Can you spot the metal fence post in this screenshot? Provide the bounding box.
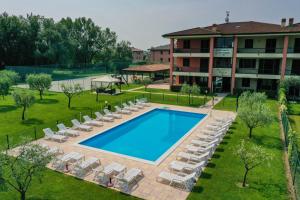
[177,93,179,104]
[6,135,9,150]
[34,126,37,140]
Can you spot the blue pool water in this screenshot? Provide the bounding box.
[79,109,206,163]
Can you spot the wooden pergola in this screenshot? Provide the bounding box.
[122,64,169,82]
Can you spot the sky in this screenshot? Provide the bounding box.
[1,0,300,50]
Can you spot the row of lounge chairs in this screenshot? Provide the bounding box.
[42,146,143,193]
[157,116,234,191]
[43,99,150,142]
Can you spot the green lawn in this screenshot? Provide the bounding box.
[188,97,289,200]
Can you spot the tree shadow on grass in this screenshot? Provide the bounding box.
[252,135,282,150]
[22,118,44,126]
[36,99,59,105]
[206,162,216,168]
[0,105,17,113]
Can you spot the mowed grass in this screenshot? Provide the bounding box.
[188,97,289,200]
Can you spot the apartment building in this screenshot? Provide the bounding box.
[131,47,145,63]
[149,44,170,63]
[163,18,300,95]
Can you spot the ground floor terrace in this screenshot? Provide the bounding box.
[10,103,235,200]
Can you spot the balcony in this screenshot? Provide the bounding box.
[237,48,283,58]
[173,48,210,58]
[214,48,233,57]
[172,66,208,77]
[235,67,281,79]
[287,48,300,58]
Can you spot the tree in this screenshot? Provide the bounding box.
[0,141,54,200]
[237,91,273,138]
[26,73,52,100]
[0,77,10,99]
[181,83,192,104]
[61,83,83,108]
[0,70,20,85]
[12,90,35,120]
[235,139,273,187]
[141,78,153,91]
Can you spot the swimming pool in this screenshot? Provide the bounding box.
[79,108,206,165]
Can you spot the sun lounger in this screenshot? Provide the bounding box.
[104,109,122,119]
[93,162,126,186]
[52,152,84,170]
[40,143,64,156]
[191,138,220,147]
[136,99,150,107]
[122,103,138,112]
[43,128,67,142]
[71,119,93,131]
[95,112,114,122]
[57,123,80,136]
[83,115,103,127]
[129,101,143,109]
[196,132,224,142]
[177,152,210,163]
[115,168,144,192]
[115,106,131,114]
[156,171,196,191]
[72,157,101,177]
[185,144,216,157]
[169,160,205,177]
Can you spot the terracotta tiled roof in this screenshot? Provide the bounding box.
[149,44,170,51]
[163,21,300,37]
[123,64,169,72]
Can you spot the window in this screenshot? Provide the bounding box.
[294,38,300,53]
[265,39,277,53]
[291,59,300,75]
[259,59,280,74]
[160,58,163,63]
[239,59,256,68]
[183,40,190,49]
[168,58,170,62]
[160,50,163,55]
[242,78,250,87]
[201,40,210,53]
[245,39,253,48]
[183,58,190,67]
[215,37,233,48]
[200,58,209,72]
[214,58,232,68]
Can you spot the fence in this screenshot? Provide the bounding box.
[281,108,300,199]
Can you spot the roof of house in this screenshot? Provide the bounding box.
[163,21,300,37]
[131,47,144,52]
[122,64,169,72]
[149,44,170,51]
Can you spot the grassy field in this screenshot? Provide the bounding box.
[188,97,289,200]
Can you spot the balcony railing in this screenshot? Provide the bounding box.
[237,48,283,53]
[287,48,300,53]
[173,66,208,73]
[258,67,280,75]
[174,48,210,53]
[285,69,300,76]
[236,68,258,74]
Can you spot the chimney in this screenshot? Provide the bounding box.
[212,24,217,32]
[281,18,286,27]
[289,18,294,26]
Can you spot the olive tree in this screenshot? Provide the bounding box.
[0,141,54,200]
[0,70,20,85]
[238,91,272,138]
[26,73,52,100]
[141,78,152,91]
[0,77,10,99]
[61,83,83,108]
[12,90,35,120]
[235,139,273,187]
[181,83,192,104]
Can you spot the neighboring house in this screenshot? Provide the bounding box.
[149,44,170,63]
[131,47,145,63]
[163,18,300,95]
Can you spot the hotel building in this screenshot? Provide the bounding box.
[163,18,300,95]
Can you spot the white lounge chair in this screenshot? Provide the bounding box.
[196,132,224,142]
[201,128,226,137]
[83,115,103,127]
[43,128,67,142]
[128,101,143,109]
[122,103,138,112]
[104,109,122,119]
[177,152,210,163]
[57,123,80,137]
[93,162,126,186]
[95,112,114,122]
[52,152,84,170]
[72,157,101,177]
[115,168,144,192]
[40,144,64,156]
[115,106,131,115]
[191,138,220,147]
[185,144,216,157]
[136,99,150,107]
[71,119,93,131]
[156,171,196,191]
[215,116,234,123]
[169,160,205,177]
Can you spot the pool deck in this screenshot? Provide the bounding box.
[24,103,235,200]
